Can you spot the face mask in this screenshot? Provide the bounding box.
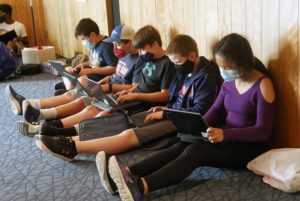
[220,69,239,81]
[175,59,194,75]
[82,39,95,49]
[0,15,7,23]
[113,48,126,58]
[139,52,154,62]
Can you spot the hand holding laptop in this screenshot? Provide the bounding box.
[206,127,224,143]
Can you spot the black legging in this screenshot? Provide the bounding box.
[129,140,268,192]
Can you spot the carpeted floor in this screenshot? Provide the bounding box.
[0,73,300,201]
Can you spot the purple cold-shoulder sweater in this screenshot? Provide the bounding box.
[203,76,275,142]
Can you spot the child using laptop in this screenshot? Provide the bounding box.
[19,25,175,134]
[7,25,139,133]
[6,18,118,116]
[62,18,118,90]
[34,34,222,174]
[101,33,276,201]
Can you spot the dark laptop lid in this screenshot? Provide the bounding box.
[0,30,17,44]
[163,108,208,136]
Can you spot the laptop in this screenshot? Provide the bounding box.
[79,77,141,112]
[163,108,209,142]
[49,61,91,96]
[0,30,17,44]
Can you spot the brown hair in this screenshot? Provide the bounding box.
[166,34,199,57]
[132,25,162,48]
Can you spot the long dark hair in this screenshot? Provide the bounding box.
[214,33,258,79]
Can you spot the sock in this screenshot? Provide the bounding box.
[27,99,41,109]
[57,127,77,136]
[45,120,64,128]
[137,177,144,194]
[43,125,76,137]
[40,108,57,120]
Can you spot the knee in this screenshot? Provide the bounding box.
[119,129,139,145]
[83,105,100,114]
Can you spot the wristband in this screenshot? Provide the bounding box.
[109,83,113,93]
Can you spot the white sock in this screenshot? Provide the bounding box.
[27,99,41,109]
[40,108,57,120]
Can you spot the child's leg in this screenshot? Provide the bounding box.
[39,90,78,108]
[129,141,188,177]
[60,105,102,128]
[55,97,86,118]
[74,128,141,154]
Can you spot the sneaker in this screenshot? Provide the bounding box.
[6,85,26,115]
[38,121,58,136]
[109,156,142,201]
[54,81,66,90]
[54,89,67,96]
[16,121,40,137]
[23,102,42,123]
[35,135,77,162]
[96,151,118,195]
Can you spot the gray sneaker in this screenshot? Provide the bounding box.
[96,151,118,195]
[16,121,40,137]
[6,85,26,115]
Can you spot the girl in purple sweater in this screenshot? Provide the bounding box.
[100,33,276,201]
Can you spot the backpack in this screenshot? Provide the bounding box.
[0,42,19,80]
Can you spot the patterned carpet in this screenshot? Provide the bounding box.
[0,73,300,201]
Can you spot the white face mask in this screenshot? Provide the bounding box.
[219,69,240,81]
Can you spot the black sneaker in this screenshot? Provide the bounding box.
[35,135,77,162]
[96,151,118,195]
[23,101,42,123]
[16,121,40,137]
[109,156,142,201]
[6,85,26,115]
[54,81,66,90]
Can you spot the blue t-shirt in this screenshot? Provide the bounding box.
[110,53,139,84]
[89,37,118,68]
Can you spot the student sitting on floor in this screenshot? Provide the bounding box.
[7,24,138,135]
[17,25,175,133]
[33,34,222,185]
[6,18,118,116]
[99,33,276,201]
[0,4,28,54]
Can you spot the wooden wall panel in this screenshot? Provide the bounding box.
[42,0,112,58]
[0,0,47,47]
[119,0,300,147]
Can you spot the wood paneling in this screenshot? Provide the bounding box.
[0,0,47,47]
[42,0,112,58]
[119,0,300,147]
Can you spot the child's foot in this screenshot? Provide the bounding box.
[96,151,118,194]
[6,85,26,115]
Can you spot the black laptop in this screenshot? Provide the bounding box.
[163,108,209,142]
[0,30,17,44]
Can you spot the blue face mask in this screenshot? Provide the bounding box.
[82,40,95,49]
[220,69,239,81]
[139,52,154,62]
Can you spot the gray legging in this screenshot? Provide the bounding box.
[129,140,268,192]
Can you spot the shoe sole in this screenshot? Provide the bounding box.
[109,156,134,201]
[35,139,73,162]
[96,152,115,194]
[6,85,21,115]
[16,121,38,137]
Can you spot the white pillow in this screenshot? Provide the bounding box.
[247,148,300,193]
